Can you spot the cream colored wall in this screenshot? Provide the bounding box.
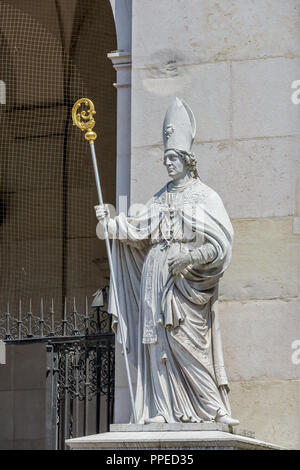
[124,0,300,449]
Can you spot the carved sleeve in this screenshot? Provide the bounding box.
[107,218,117,237]
[105,218,149,250]
[189,243,217,265]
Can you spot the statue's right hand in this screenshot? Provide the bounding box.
[94,204,109,222]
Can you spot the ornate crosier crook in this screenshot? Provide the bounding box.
[71,98,137,423]
[72,98,97,144]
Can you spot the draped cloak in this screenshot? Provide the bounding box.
[107,178,234,423]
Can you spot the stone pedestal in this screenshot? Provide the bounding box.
[66,423,285,450]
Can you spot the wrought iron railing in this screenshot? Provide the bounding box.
[0,289,112,342]
[0,287,115,450]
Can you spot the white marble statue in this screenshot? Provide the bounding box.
[95,97,239,426]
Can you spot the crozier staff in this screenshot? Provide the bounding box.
[96,98,239,426]
[72,98,137,423]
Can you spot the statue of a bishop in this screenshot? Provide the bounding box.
[95,97,239,426]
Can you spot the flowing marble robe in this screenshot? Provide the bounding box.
[107,178,234,423]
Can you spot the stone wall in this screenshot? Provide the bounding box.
[0,344,47,450]
[114,0,300,449]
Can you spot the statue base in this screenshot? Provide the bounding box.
[66,423,285,450]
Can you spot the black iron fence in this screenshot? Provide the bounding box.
[0,288,115,450]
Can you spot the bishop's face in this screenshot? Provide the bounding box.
[164,150,188,181]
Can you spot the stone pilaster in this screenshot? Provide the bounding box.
[107,51,132,212]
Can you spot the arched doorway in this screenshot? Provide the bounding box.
[0,0,117,450]
[0,0,117,316]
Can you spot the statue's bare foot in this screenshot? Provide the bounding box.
[144,415,166,424]
[216,415,240,427]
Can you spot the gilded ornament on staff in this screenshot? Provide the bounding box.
[72,98,97,144]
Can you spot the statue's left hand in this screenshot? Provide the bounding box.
[168,253,191,275]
